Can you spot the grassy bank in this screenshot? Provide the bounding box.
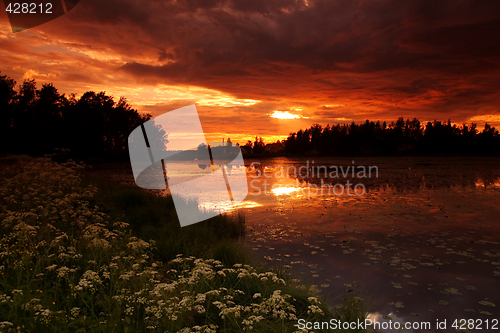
[0,156,367,332]
[82,170,247,265]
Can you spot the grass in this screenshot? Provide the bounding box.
[83,172,247,265]
[0,155,368,332]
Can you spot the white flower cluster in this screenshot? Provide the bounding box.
[0,158,328,332]
[74,270,102,293]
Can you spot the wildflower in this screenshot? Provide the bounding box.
[307,304,324,315]
[0,322,14,329]
[212,301,224,309]
[74,270,102,292]
[308,296,320,304]
[194,305,206,314]
[195,294,206,303]
[70,307,80,318]
[0,295,13,304]
[127,237,150,251]
[56,266,74,278]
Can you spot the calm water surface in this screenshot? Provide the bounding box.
[237,156,500,332]
[95,156,500,332]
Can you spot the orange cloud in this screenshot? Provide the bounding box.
[1,0,500,142]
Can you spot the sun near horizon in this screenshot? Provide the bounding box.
[1,0,500,145]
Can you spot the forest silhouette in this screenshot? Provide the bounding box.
[1,73,150,159]
[1,72,499,159]
[282,119,500,156]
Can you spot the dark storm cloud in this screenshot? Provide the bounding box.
[4,0,500,128]
[98,0,500,117]
[53,0,500,73]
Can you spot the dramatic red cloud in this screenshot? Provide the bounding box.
[1,0,500,143]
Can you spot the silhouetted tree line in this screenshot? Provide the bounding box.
[284,118,500,156]
[0,73,151,159]
[243,136,267,154]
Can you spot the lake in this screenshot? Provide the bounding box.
[94,156,500,332]
[237,156,500,332]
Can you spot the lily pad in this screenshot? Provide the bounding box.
[479,300,496,307]
[479,311,493,315]
[444,288,462,295]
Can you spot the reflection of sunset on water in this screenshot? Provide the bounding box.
[233,201,263,209]
[238,156,500,332]
[270,186,303,196]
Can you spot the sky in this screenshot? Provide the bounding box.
[1,0,500,144]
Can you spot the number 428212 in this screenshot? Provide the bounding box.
[5,3,53,14]
[452,319,499,330]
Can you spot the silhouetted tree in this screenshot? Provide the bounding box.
[253,136,265,154]
[282,117,499,156]
[0,74,150,159]
[1,73,499,158]
[0,73,17,154]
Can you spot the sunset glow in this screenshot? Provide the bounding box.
[2,2,500,329]
[233,201,263,209]
[271,186,302,196]
[1,0,500,145]
[270,111,301,120]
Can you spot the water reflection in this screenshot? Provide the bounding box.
[271,186,303,196]
[169,156,500,216]
[245,156,500,193]
[234,201,263,209]
[366,312,409,333]
[99,156,500,330]
[239,156,500,333]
